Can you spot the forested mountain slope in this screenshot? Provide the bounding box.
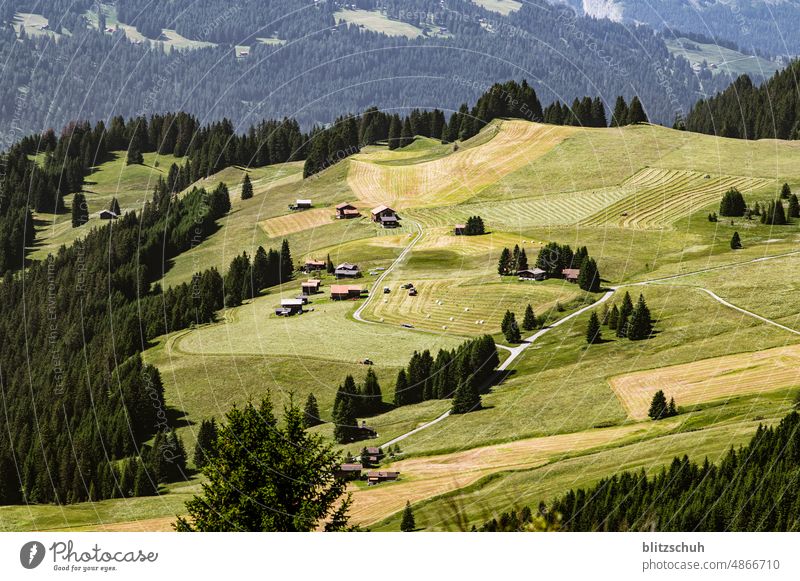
[0,0,733,142]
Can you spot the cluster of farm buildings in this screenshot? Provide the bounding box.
[336,447,400,485]
[517,267,580,283]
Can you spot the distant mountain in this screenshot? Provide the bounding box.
[0,0,742,142]
[553,0,800,57]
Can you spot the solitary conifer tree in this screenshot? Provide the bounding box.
[401,501,416,531]
[522,304,537,331]
[648,390,669,420]
[586,312,601,344]
[109,197,121,216]
[303,393,322,428]
[240,173,253,200]
[71,192,89,227]
[501,310,522,343]
[730,231,742,249]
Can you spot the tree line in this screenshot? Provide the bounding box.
[329,335,500,443]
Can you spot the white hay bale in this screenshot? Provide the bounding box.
[464,307,470,312]
[449,316,454,321]
[442,326,447,330]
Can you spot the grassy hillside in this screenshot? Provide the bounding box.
[7,118,800,532]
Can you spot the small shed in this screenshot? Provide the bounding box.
[366,471,400,485]
[518,268,547,281]
[303,259,326,273]
[98,209,118,220]
[291,199,312,210]
[454,224,466,235]
[331,285,364,300]
[335,463,363,481]
[336,203,360,219]
[334,263,360,278]
[280,298,304,314]
[301,279,321,295]
[562,268,580,283]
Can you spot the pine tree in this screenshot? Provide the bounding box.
[252,246,269,293]
[394,369,410,406]
[451,374,481,414]
[326,253,335,274]
[730,231,742,249]
[522,304,537,331]
[126,144,143,165]
[578,257,601,292]
[607,304,619,330]
[303,393,322,428]
[719,188,746,217]
[401,501,416,531]
[648,390,669,420]
[781,183,791,199]
[498,247,511,275]
[627,294,653,341]
[400,118,414,148]
[387,116,401,150]
[361,367,382,414]
[109,197,121,216]
[280,239,293,281]
[175,397,350,531]
[788,194,800,218]
[193,418,219,469]
[586,312,601,344]
[71,192,89,227]
[627,97,648,124]
[332,390,357,444]
[667,398,677,417]
[611,96,628,127]
[616,292,633,338]
[501,310,522,343]
[240,173,253,200]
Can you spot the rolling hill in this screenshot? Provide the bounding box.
[4,116,800,532]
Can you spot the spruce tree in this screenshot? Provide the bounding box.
[607,304,619,330]
[400,118,413,148]
[616,292,633,338]
[126,144,144,165]
[388,116,401,150]
[781,183,791,199]
[648,390,669,420]
[498,247,511,275]
[501,310,521,343]
[627,294,653,341]
[109,197,121,216]
[719,188,746,217]
[627,97,648,124]
[240,173,253,200]
[586,311,601,344]
[401,501,416,531]
[451,375,481,414]
[578,257,601,292]
[71,192,89,227]
[394,369,410,406]
[333,392,357,444]
[611,96,628,127]
[361,367,382,414]
[326,253,335,274]
[280,239,293,281]
[522,304,537,331]
[303,393,322,428]
[193,418,219,469]
[730,231,742,249]
[788,194,800,218]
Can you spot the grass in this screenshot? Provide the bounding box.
[334,9,423,38]
[30,151,184,260]
[665,37,780,78]
[13,12,61,39]
[610,343,800,420]
[347,121,576,209]
[472,0,523,15]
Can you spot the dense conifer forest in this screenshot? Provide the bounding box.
[686,62,800,140]
[0,0,733,143]
[480,411,800,532]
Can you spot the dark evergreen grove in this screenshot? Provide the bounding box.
[176,396,351,532]
[719,188,747,217]
[0,143,240,504]
[686,64,800,140]
[463,216,486,236]
[383,336,500,415]
[480,411,800,531]
[648,390,678,420]
[761,199,788,225]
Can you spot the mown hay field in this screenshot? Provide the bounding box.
[347,121,576,209]
[261,208,337,237]
[582,168,772,229]
[366,278,583,336]
[610,343,800,420]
